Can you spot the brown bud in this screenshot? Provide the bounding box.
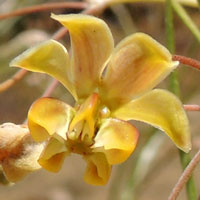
[0,123,28,161]
[0,123,45,182]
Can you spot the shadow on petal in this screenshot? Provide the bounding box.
[84,152,111,185]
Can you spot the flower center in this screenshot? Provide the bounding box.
[66,139,92,155]
[66,93,110,156]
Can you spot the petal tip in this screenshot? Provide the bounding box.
[180,143,192,153]
[172,61,179,68]
[51,13,105,25]
[9,56,20,68]
[50,13,57,21]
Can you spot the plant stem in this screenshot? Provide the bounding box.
[0,69,28,93]
[178,151,197,200]
[172,55,200,71]
[168,150,200,200]
[42,79,58,97]
[184,104,200,111]
[198,0,200,7]
[171,0,200,43]
[0,2,87,20]
[165,0,197,199]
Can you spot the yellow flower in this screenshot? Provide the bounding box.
[10,14,191,185]
[0,123,44,183]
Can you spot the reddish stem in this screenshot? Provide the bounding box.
[52,27,68,41]
[173,55,200,71]
[168,149,200,200]
[184,104,200,111]
[42,79,59,97]
[0,2,87,20]
[0,69,28,93]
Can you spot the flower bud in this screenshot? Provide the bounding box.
[0,123,45,182]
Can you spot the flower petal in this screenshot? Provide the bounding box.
[112,89,191,152]
[92,118,139,164]
[84,153,111,185]
[38,137,68,172]
[51,14,114,99]
[100,33,179,108]
[10,40,76,98]
[28,97,75,142]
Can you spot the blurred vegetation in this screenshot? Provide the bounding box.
[0,0,200,200]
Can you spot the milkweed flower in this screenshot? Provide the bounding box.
[10,14,191,185]
[0,123,44,183]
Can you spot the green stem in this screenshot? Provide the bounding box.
[165,1,197,200]
[171,0,200,43]
[179,151,197,200]
[198,0,200,7]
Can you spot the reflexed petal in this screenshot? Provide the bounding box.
[10,40,76,98]
[51,14,114,99]
[112,89,191,152]
[93,118,139,164]
[100,33,179,108]
[38,137,68,172]
[84,153,111,185]
[28,97,75,142]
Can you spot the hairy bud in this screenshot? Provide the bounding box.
[0,123,45,183]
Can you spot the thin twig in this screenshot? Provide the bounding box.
[168,150,200,200]
[184,104,200,111]
[0,69,28,92]
[173,54,200,71]
[52,27,68,40]
[42,79,59,97]
[0,2,87,20]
